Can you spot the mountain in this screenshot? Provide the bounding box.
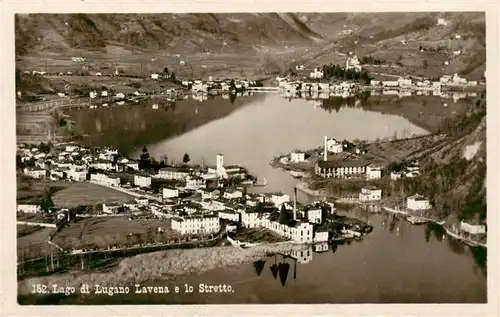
[15,13,485,80]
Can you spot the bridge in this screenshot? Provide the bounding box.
[247,86,281,92]
[17,98,92,113]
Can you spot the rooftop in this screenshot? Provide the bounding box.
[408,194,428,201]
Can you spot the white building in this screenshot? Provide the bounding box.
[398,77,412,88]
[158,167,190,180]
[382,81,399,87]
[218,209,240,222]
[309,67,324,79]
[265,219,314,243]
[290,152,305,163]
[102,203,121,214]
[390,171,403,180]
[370,80,381,87]
[406,194,431,210]
[134,174,152,188]
[460,221,486,235]
[359,186,382,202]
[452,73,467,85]
[23,168,46,179]
[326,138,343,153]
[185,176,205,190]
[223,189,243,200]
[66,169,87,182]
[366,165,382,180]
[306,207,322,224]
[17,204,41,214]
[295,65,305,70]
[90,172,120,187]
[437,18,448,26]
[163,187,179,199]
[266,193,290,208]
[171,215,220,235]
[151,73,160,80]
[345,56,362,72]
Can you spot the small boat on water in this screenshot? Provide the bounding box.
[407,215,429,225]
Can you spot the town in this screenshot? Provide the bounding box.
[16,141,378,265]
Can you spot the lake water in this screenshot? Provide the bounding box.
[56,92,487,304]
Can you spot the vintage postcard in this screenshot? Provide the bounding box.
[1,1,499,316]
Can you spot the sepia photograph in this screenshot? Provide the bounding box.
[6,6,495,310]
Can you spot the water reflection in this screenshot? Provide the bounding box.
[253,259,266,276]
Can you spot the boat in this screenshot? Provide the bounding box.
[406,215,429,225]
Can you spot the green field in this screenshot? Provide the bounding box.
[51,182,135,209]
[51,216,178,250]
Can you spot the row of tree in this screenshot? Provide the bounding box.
[321,63,372,84]
[138,146,191,171]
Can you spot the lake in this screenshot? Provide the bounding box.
[51,92,487,304]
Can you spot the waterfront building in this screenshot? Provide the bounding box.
[366,165,382,180]
[241,206,274,229]
[315,159,369,178]
[460,221,486,235]
[398,77,412,88]
[359,186,382,202]
[290,152,306,163]
[406,194,431,210]
[134,174,152,188]
[305,206,322,224]
[313,241,329,252]
[370,80,381,87]
[135,197,149,206]
[17,204,41,214]
[264,192,290,208]
[382,81,399,87]
[158,167,190,180]
[171,214,220,235]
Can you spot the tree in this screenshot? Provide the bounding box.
[170,72,176,82]
[183,153,191,164]
[229,79,236,91]
[163,67,169,76]
[40,190,54,213]
[139,146,151,170]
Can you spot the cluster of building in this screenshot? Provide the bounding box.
[182,78,260,93]
[370,73,478,90]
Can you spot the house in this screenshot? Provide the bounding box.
[201,189,220,200]
[89,91,98,99]
[306,207,322,224]
[158,167,190,180]
[437,18,448,26]
[185,176,205,190]
[398,77,412,88]
[366,165,382,180]
[313,231,329,243]
[309,67,324,79]
[23,168,46,179]
[382,81,399,87]
[390,171,403,180]
[359,186,382,202]
[406,194,431,210]
[135,197,149,205]
[90,172,120,187]
[370,80,381,87]
[223,189,243,200]
[468,81,478,87]
[151,73,160,80]
[218,209,240,222]
[315,159,369,178]
[101,91,108,97]
[163,187,179,199]
[440,75,452,84]
[460,221,486,235]
[17,204,41,214]
[266,192,290,208]
[326,138,343,153]
[102,203,121,214]
[290,152,305,163]
[134,174,152,188]
[452,73,467,85]
[345,56,362,72]
[241,207,273,229]
[171,214,220,235]
[126,160,139,171]
[115,93,125,99]
[66,169,87,182]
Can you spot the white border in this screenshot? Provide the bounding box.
[1,1,499,316]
